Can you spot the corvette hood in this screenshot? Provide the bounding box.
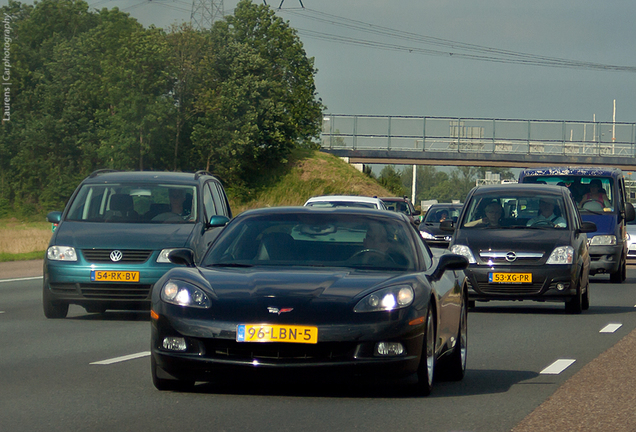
[53,221,194,250]
[193,267,408,322]
[202,267,400,301]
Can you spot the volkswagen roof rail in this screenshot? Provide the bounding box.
[89,169,120,178]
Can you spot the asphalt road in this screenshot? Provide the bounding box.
[2,260,636,432]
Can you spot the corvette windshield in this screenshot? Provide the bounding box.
[204,213,417,271]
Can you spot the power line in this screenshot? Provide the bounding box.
[279,8,636,73]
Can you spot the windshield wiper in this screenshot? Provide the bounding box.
[207,263,253,268]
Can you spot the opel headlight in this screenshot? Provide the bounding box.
[547,246,574,264]
[354,285,414,313]
[589,235,616,246]
[450,244,476,264]
[419,231,435,240]
[47,246,77,261]
[161,279,211,308]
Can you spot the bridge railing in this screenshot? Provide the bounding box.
[321,115,636,157]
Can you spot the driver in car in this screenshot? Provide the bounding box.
[527,198,566,228]
[579,179,611,209]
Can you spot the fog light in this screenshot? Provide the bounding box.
[375,342,405,356]
[163,337,187,352]
[556,283,565,291]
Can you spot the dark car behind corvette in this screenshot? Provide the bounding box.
[151,207,469,395]
[447,184,595,313]
[43,170,232,318]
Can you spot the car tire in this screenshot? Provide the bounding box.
[564,285,583,314]
[582,281,590,311]
[609,254,626,283]
[151,356,195,392]
[414,304,436,396]
[436,295,467,382]
[43,281,69,319]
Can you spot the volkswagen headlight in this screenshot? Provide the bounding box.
[450,244,476,264]
[354,285,414,313]
[157,248,182,263]
[546,246,574,264]
[47,246,77,261]
[589,235,616,246]
[161,279,211,308]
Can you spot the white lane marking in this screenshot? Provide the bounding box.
[0,276,43,283]
[0,311,5,314]
[600,323,622,333]
[90,351,151,365]
[541,359,576,375]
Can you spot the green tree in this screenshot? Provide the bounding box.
[378,165,406,196]
[191,1,324,194]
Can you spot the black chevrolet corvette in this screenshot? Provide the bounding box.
[150,207,468,395]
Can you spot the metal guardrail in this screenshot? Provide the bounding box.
[321,115,636,158]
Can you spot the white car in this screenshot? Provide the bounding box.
[626,219,636,260]
[304,195,387,210]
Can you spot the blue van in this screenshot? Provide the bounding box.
[518,167,635,282]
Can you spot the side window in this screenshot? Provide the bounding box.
[210,181,229,217]
[618,177,626,212]
[203,183,217,220]
[414,232,432,270]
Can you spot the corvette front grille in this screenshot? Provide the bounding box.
[202,340,356,362]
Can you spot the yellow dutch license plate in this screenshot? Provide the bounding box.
[236,324,318,344]
[91,270,140,282]
[489,273,532,284]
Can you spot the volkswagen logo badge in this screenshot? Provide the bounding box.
[110,250,123,262]
[505,251,517,262]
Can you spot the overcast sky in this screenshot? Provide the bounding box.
[38,0,632,125]
[4,0,634,122]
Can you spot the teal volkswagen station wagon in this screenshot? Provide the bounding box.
[43,170,232,318]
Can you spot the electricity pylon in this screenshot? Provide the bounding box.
[190,0,224,30]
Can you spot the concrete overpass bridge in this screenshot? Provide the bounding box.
[320,115,636,170]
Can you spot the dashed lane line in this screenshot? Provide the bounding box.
[90,351,151,365]
[0,276,43,283]
[540,359,576,375]
[600,323,623,333]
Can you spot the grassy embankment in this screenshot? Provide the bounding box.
[0,149,391,262]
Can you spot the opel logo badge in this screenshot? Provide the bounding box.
[110,250,123,262]
[505,251,517,262]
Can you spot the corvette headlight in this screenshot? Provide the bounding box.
[419,231,435,240]
[354,285,414,313]
[450,244,476,264]
[157,248,182,263]
[161,279,211,308]
[47,246,77,261]
[547,246,574,264]
[589,235,616,246]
